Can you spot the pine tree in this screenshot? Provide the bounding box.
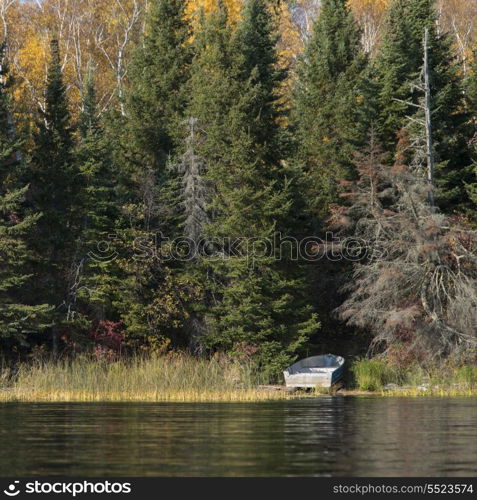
[466,53,477,127]
[374,0,473,213]
[293,0,367,220]
[74,73,120,327]
[233,0,286,164]
[187,2,319,378]
[28,39,81,352]
[464,55,477,221]
[78,74,118,233]
[118,0,192,250]
[0,46,50,351]
[31,38,78,249]
[126,0,192,171]
[103,0,196,349]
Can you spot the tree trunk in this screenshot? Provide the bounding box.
[423,28,435,207]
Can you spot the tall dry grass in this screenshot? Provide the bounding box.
[0,354,291,402]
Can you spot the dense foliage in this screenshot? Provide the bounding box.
[1,0,476,377]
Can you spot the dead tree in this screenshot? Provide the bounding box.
[331,129,477,365]
[174,117,210,246]
[423,28,435,206]
[394,28,436,207]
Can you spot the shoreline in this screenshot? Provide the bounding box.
[2,356,476,403]
[1,386,476,403]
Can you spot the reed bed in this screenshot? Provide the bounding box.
[0,355,293,403]
[2,355,476,402]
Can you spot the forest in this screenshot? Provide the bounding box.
[0,0,477,384]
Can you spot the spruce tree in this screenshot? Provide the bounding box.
[233,0,286,164]
[374,0,473,213]
[31,38,78,249]
[74,73,120,326]
[0,47,50,351]
[78,74,119,243]
[466,53,477,126]
[104,0,196,349]
[174,117,210,245]
[464,56,477,221]
[293,0,366,220]
[187,2,319,378]
[118,0,192,249]
[28,39,80,352]
[126,0,192,171]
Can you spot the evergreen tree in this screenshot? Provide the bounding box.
[469,167,477,220]
[117,0,192,257]
[466,53,477,127]
[0,47,50,351]
[464,56,477,221]
[103,0,196,349]
[374,0,473,213]
[74,73,121,328]
[293,0,367,220]
[187,2,319,378]
[233,0,286,164]
[95,128,199,352]
[78,74,118,234]
[99,0,199,349]
[126,0,192,171]
[28,39,81,352]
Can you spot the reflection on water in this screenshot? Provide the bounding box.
[0,397,476,477]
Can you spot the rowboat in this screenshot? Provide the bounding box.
[283,354,345,389]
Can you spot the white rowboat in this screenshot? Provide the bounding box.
[283,354,345,389]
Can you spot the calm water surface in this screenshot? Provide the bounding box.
[1,397,476,476]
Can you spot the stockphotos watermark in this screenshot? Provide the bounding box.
[3,480,132,497]
[88,232,375,268]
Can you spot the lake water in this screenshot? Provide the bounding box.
[1,397,476,477]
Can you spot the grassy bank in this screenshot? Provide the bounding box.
[351,359,477,396]
[2,356,476,402]
[0,355,293,403]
